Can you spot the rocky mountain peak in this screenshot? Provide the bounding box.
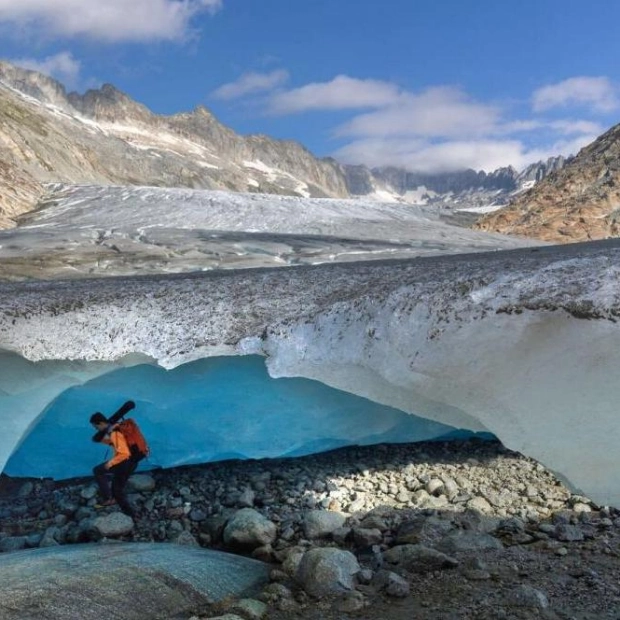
[67,83,153,124]
[476,128,620,242]
[0,61,70,110]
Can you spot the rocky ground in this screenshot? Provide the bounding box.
[1,439,620,620]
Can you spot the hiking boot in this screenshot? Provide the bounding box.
[94,498,116,508]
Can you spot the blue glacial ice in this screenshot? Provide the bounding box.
[4,355,488,480]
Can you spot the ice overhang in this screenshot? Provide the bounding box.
[1,240,620,506]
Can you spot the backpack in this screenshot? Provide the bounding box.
[116,418,149,462]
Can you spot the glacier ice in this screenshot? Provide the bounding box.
[1,228,620,505]
[4,355,477,480]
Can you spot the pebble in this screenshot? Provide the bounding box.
[1,439,619,616]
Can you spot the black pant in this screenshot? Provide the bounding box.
[93,459,137,516]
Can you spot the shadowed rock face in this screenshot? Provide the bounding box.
[476,123,620,242]
[0,542,270,620]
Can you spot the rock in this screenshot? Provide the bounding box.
[80,485,98,500]
[508,584,550,609]
[92,512,134,537]
[0,536,27,552]
[230,598,268,619]
[17,482,34,498]
[174,531,200,547]
[0,543,271,619]
[238,488,256,508]
[334,590,365,612]
[223,509,277,550]
[296,548,360,598]
[436,531,504,554]
[302,510,346,539]
[352,527,383,547]
[382,544,459,573]
[467,497,493,514]
[372,569,410,597]
[128,474,156,492]
[554,524,585,542]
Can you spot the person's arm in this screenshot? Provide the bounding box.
[106,430,131,468]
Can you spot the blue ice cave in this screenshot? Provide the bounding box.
[5,355,490,480]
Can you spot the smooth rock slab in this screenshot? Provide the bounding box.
[0,542,270,620]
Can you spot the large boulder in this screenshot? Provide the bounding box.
[223,508,277,550]
[0,542,270,620]
[296,547,360,598]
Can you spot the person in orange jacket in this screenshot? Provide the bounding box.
[90,412,136,517]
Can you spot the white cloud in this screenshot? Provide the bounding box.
[549,119,603,135]
[334,138,528,173]
[10,51,81,87]
[212,70,290,100]
[269,75,401,113]
[0,0,221,42]
[532,77,618,113]
[337,86,500,139]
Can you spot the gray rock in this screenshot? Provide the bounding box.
[128,474,156,492]
[238,488,256,508]
[174,531,200,547]
[223,508,277,550]
[230,598,268,620]
[353,527,383,547]
[372,569,410,597]
[508,584,550,608]
[382,544,459,573]
[554,524,585,542]
[436,531,504,554]
[0,536,27,553]
[0,542,270,619]
[296,548,360,598]
[80,485,99,500]
[302,510,346,539]
[92,512,134,537]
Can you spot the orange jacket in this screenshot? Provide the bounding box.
[101,427,131,468]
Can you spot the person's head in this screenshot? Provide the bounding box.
[90,412,109,431]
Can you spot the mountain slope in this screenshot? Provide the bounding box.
[476,124,620,242]
[0,61,351,227]
[0,61,568,232]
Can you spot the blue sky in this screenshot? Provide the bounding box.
[1,0,619,173]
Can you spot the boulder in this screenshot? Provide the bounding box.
[296,548,360,598]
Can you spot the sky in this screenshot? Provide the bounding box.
[1,0,619,174]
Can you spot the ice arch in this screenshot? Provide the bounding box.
[1,241,620,505]
[4,355,485,480]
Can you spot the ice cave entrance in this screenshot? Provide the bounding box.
[5,355,494,480]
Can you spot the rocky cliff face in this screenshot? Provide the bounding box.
[0,62,352,227]
[476,130,620,242]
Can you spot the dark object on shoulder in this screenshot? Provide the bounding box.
[91,400,136,443]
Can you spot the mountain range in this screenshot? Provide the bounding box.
[0,60,568,231]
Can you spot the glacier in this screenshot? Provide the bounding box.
[1,235,620,506]
[3,355,474,480]
[1,185,619,507]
